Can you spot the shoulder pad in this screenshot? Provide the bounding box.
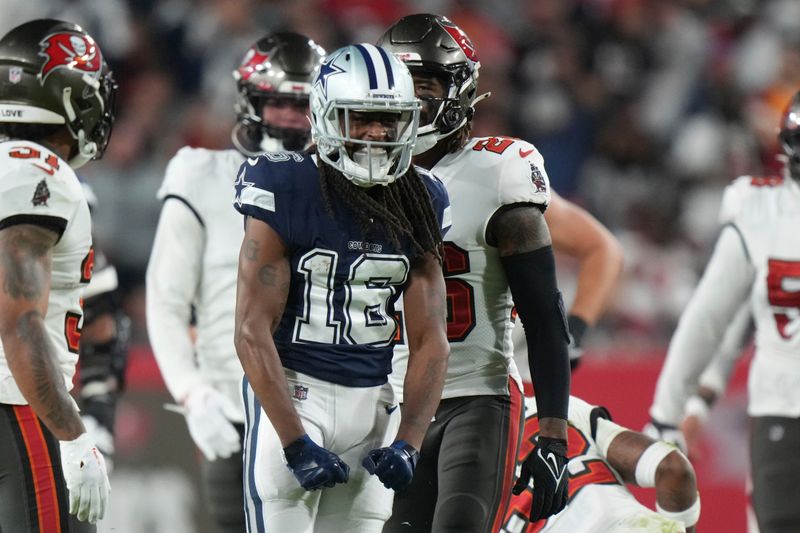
[719,174,784,224]
[234,151,312,224]
[0,142,81,227]
[417,166,451,234]
[467,136,551,209]
[159,146,218,200]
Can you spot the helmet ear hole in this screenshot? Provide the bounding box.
[438,101,464,134]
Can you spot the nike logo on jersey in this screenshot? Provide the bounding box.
[385,404,398,415]
[519,148,535,158]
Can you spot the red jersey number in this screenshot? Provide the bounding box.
[9,145,60,175]
[64,311,82,354]
[443,242,476,342]
[503,415,621,532]
[472,136,515,155]
[767,259,800,339]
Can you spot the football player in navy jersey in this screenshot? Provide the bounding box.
[233,43,451,533]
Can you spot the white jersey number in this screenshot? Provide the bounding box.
[293,249,409,346]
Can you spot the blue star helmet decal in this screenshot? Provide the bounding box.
[314,50,345,99]
[233,163,255,208]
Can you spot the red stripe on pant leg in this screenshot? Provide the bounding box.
[13,406,63,533]
[490,378,524,532]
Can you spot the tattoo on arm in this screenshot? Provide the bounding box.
[257,263,291,327]
[0,225,81,438]
[18,311,83,436]
[244,239,259,262]
[487,204,551,256]
[0,226,56,300]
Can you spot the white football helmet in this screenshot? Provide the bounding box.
[310,43,420,187]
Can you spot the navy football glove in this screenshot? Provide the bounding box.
[362,440,419,491]
[513,436,569,522]
[282,434,350,491]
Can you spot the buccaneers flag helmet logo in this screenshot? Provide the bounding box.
[440,20,478,63]
[37,32,102,82]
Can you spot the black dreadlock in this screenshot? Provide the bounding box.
[444,116,472,155]
[318,159,443,264]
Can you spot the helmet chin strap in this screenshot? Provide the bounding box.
[62,87,97,168]
[412,92,491,156]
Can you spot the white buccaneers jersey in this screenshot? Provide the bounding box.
[146,147,245,421]
[651,173,800,424]
[391,136,550,401]
[0,141,92,405]
[721,174,800,416]
[503,396,684,533]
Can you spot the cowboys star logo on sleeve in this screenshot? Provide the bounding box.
[38,31,102,82]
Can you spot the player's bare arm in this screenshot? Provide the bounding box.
[606,429,699,532]
[489,204,569,439]
[0,224,85,440]
[234,216,304,446]
[546,191,624,325]
[488,203,552,254]
[398,252,449,450]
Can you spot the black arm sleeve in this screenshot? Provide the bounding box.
[500,245,570,419]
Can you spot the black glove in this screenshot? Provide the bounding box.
[283,434,350,491]
[512,436,569,521]
[362,440,419,491]
[567,314,588,370]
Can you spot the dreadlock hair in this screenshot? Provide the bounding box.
[444,115,473,155]
[318,158,443,264]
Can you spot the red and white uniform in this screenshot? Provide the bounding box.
[0,140,92,404]
[651,174,800,424]
[391,136,550,400]
[503,396,685,533]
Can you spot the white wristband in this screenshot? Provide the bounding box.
[684,395,710,422]
[634,441,676,487]
[657,494,701,527]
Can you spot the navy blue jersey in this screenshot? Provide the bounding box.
[234,152,450,387]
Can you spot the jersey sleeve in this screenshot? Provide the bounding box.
[697,304,751,395]
[496,140,551,210]
[233,154,300,243]
[145,197,206,402]
[0,162,79,239]
[718,175,757,224]
[417,166,452,238]
[157,147,209,226]
[650,225,755,425]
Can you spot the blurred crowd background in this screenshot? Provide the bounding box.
[2,0,797,531]
[3,0,799,350]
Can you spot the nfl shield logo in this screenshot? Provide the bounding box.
[9,67,22,84]
[293,385,309,401]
